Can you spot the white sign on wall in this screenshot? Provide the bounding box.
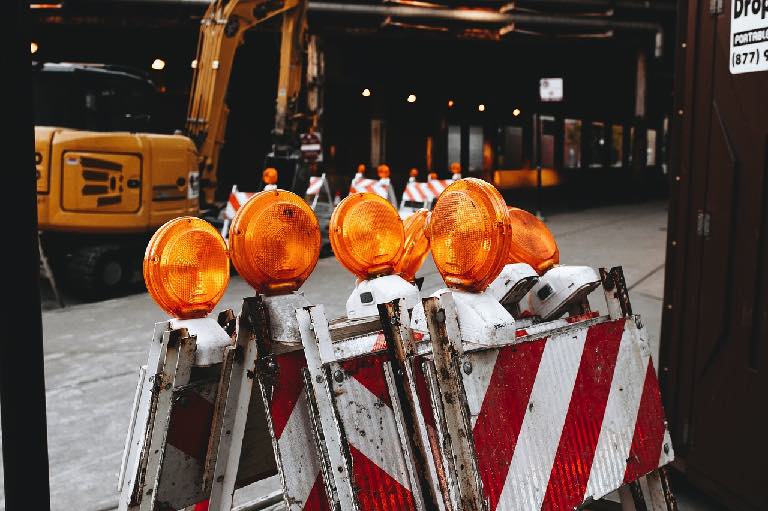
[539,78,564,102]
[729,0,768,74]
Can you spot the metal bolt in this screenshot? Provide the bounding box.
[663,443,670,454]
[462,361,473,374]
[635,317,644,330]
[315,375,323,383]
[333,370,345,383]
[666,304,673,310]
[267,359,277,371]
[681,42,687,48]
[671,240,677,246]
[675,176,681,182]
[678,109,684,115]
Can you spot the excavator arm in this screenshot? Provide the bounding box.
[185,0,307,207]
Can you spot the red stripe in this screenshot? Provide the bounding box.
[541,319,625,510]
[269,350,307,439]
[228,194,240,212]
[623,359,667,483]
[472,338,547,510]
[166,390,215,462]
[412,356,435,429]
[305,472,332,511]
[349,444,416,510]
[340,353,392,407]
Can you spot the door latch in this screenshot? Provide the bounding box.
[696,209,711,239]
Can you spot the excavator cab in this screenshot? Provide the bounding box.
[34,63,200,298]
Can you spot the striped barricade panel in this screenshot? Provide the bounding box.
[418,286,674,511]
[225,186,256,220]
[261,348,331,510]
[331,352,419,509]
[349,178,391,200]
[298,306,435,511]
[423,179,452,200]
[402,182,433,203]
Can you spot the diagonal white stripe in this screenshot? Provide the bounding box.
[497,328,588,511]
[335,373,413,491]
[277,391,322,506]
[584,326,646,501]
[461,349,500,429]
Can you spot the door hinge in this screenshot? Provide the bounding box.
[709,0,723,15]
[696,209,712,238]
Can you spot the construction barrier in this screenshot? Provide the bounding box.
[120,267,676,511]
[414,268,675,511]
[221,186,256,240]
[349,175,398,207]
[305,173,332,210]
[398,179,453,218]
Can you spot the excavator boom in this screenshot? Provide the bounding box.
[186,0,306,206]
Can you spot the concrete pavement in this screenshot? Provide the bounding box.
[1,200,701,510]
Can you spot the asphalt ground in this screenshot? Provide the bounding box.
[0,200,725,510]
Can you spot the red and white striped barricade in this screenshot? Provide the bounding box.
[398,179,454,219]
[225,294,334,511]
[296,302,446,511]
[221,185,256,240]
[414,266,676,511]
[117,312,278,511]
[349,176,398,207]
[305,173,333,211]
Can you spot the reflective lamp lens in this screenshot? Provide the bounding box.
[229,190,320,294]
[377,164,391,179]
[330,192,404,278]
[429,178,511,292]
[396,209,431,282]
[144,217,229,319]
[507,207,560,275]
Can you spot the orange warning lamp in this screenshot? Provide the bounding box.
[229,190,321,294]
[263,167,278,185]
[357,163,366,174]
[409,168,419,178]
[507,207,560,275]
[396,209,430,283]
[144,217,230,319]
[377,164,391,179]
[429,178,511,292]
[449,162,461,174]
[428,172,438,181]
[330,192,404,279]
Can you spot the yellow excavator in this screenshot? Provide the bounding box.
[35,0,308,298]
